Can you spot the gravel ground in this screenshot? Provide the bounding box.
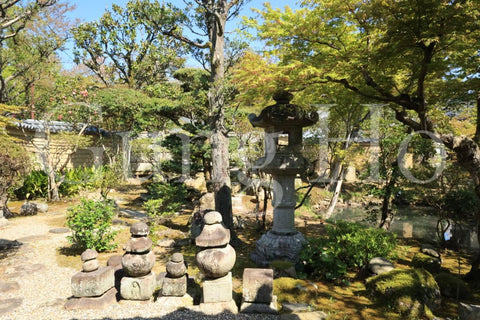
[0,215,282,320]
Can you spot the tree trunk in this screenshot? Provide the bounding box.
[0,194,12,218]
[379,163,400,230]
[206,3,238,244]
[324,166,344,220]
[47,169,60,201]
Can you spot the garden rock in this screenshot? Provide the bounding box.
[366,268,441,318]
[412,252,441,274]
[282,302,313,313]
[421,244,442,260]
[0,298,23,316]
[35,202,48,213]
[20,202,37,216]
[367,257,395,275]
[435,273,471,299]
[459,302,480,320]
[199,192,215,211]
[280,311,328,320]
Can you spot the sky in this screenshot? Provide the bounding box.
[61,0,299,69]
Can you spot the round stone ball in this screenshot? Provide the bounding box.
[204,211,222,225]
[171,252,184,263]
[122,250,155,277]
[130,222,149,237]
[196,244,236,278]
[82,259,99,272]
[166,260,187,278]
[81,249,98,262]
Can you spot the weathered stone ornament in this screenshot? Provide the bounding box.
[195,211,238,314]
[65,249,117,310]
[120,222,156,300]
[249,90,319,266]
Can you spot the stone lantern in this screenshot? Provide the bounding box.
[249,90,318,266]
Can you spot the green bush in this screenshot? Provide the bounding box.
[59,166,98,197]
[299,220,397,280]
[143,181,187,223]
[14,170,48,199]
[66,199,117,251]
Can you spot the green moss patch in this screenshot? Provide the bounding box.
[412,252,441,274]
[435,272,471,299]
[366,268,441,319]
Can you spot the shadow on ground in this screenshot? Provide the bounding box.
[70,308,284,320]
[0,239,22,260]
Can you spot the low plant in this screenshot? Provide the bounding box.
[14,170,48,199]
[299,220,397,280]
[143,181,187,223]
[66,199,117,251]
[59,166,98,197]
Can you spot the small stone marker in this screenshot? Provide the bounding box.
[65,249,116,310]
[241,268,277,314]
[156,253,193,311]
[161,253,187,297]
[120,222,156,301]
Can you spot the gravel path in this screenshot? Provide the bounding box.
[0,215,283,320]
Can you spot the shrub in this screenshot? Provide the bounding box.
[15,170,48,200]
[59,166,98,197]
[143,181,187,223]
[299,220,397,280]
[66,199,117,251]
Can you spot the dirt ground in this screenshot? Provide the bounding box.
[1,182,479,319]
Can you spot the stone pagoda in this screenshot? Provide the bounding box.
[65,249,116,310]
[195,211,237,314]
[249,90,318,266]
[120,222,156,300]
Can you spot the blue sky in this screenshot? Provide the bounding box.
[61,0,299,69]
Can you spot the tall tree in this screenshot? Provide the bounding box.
[250,0,480,273]
[0,0,59,103]
[71,0,185,89]
[135,0,248,242]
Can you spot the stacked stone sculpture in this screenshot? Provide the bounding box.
[120,222,156,300]
[240,268,277,314]
[162,252,187,296]
[195,211,237,314]
[156,252,193,310]
[65,249,116,310]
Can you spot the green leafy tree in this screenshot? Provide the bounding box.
[0,0,62,103]
[135,0,249,243]
[0,139,30,219]
[71,0,185,89]
[250,0,480,272]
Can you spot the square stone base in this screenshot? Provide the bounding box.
[199,299,238,315]
[242,268,274,304]
[240,295,278,314]
[64,287,117,310]
[71,266,115,298]
[161,275,187,297]
[203,272,232,303]
[120,272,156,301]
